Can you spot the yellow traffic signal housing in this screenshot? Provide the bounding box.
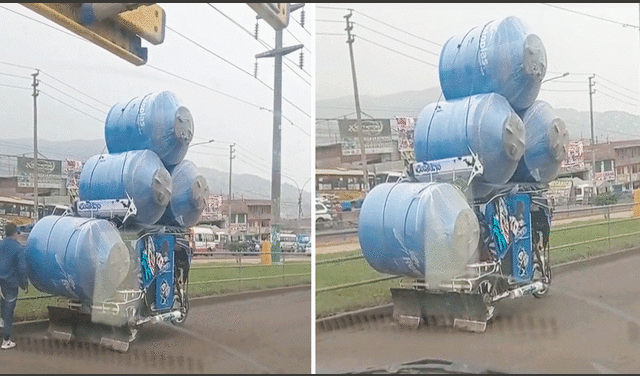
[21,3,165,66]
[247,3,290,30]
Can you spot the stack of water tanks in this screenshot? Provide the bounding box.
[26,92,209,304]
[360,16,569,284]
[414,16,569,196]
[80,91,210,227]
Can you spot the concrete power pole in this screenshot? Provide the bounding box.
[589,75,596,195]
[32,69,39,222]
[228,143,235,234]
[255,4,304,263]
[345,10,370,193]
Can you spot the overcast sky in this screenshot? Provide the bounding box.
[316,3,640,118]
[0,3,314,198]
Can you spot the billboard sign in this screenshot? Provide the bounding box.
[17,157,63,189]
[338,119,393,155]
[561,141,584,169]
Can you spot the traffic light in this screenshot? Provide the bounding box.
[247,3,290,30]
[21,3,165,66]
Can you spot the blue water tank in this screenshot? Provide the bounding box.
[439,16,547,111]
[358,182,480,286]
[414,93,525,185]
[79,150,172,225]
[510,100,569,183]
[25,216,130,303]
[158,160,209,228]
[104,91,194,168]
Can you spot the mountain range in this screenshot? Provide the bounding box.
[0,138,310,219]
[316,88,640,143]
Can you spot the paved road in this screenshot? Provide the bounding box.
[3,287,312,374]
[316,253,640,374]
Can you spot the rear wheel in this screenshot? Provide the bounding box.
[532,230,551,298]
[476,279,498,321]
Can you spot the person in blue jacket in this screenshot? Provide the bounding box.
[0,222,28,349]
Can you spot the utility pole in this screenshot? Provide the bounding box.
[228,143,235,234]
[32,69,39,222]
[255,3,304,263]
[589,75,596,196]
[345,10,370,193]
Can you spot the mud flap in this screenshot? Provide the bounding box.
[46,306,132,352]
[390,288,488,333]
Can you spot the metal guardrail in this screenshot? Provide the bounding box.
[18,251,311,303]
[316,202,640,240]
[316,204,640,294]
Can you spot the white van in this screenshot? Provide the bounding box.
[190,226,218,255]
[279,233,298,252]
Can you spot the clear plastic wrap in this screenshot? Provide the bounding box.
[414,93,525,185]
[25,216,130,303]
[510,100,569,183]
[157,159,209,228]
[358,182,480,287]
[78,149,172,225]
[439,16,547,111]
[104,91,194,168]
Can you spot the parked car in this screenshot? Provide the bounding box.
[315,200,333,229]
[296,234,310,252]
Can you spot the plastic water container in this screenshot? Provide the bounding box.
[358,182,480,286]
[510,100,569,183]
[105,91,194,167]
[439,16,547,111]
[158,160,210,228]
[25,216,130,303]
[79,150,172,225]
[414,93,525,185]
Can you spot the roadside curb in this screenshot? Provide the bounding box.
[15,284,311,332]
[315,246,640,331]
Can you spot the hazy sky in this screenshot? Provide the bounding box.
[316,3,640,117]
[0,3,314,197]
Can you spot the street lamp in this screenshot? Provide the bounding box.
[189,139,215,147]
[541,72,569,84]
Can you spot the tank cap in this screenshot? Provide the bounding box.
[190,175,209,211]
[549,118,569,161]
[151,168,172,207]
[174,106,194,144]
[502,114,526,161]
[523,34,547,80]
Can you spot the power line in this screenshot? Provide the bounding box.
[39,71,111,108]
[356,35,438,68]
[205,4,311,83]
[595,82,638,102]
[353,22,440,56]
[596,75,640,95]
[146,64,269,111]
[317,32,346,36]
[539,3,639,29]
[39,91,106,123]
[539,88,587,92]
[0,4,87,43]
[0,83,31,90]
[596,90,638,108]
[39,81,109,115]
[352,9,443,48]
[317,19,345,23]
[167,24,311,117]
[0,59,36,71]
[0,71,31,80]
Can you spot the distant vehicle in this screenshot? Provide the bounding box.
[279,233,298,252]
[374,171,403,186]
[189,226,218,255]
[44,204,70,217]
[315,201,333,229]
[296,234,310,252]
